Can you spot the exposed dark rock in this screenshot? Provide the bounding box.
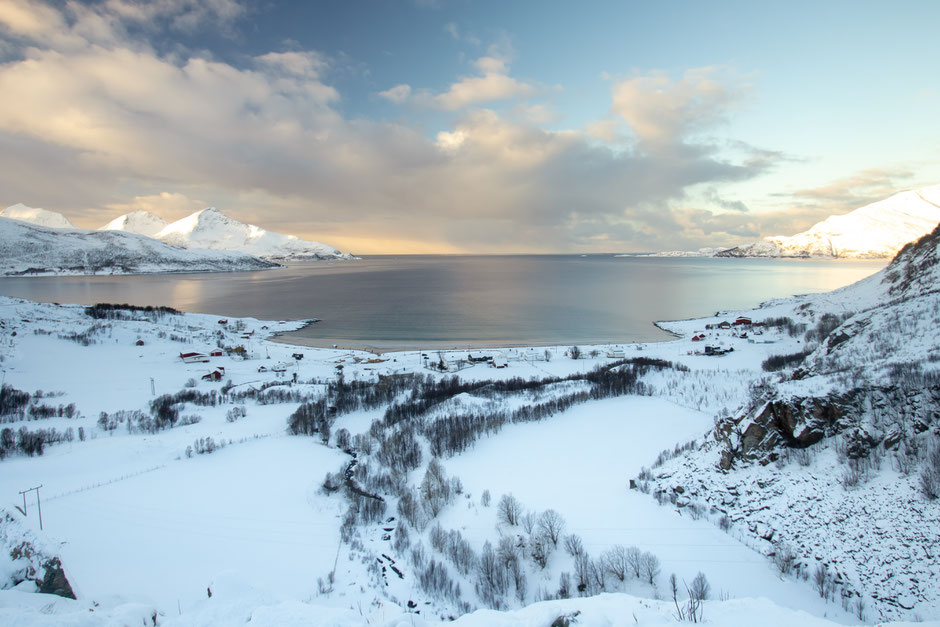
[37,557,75,599]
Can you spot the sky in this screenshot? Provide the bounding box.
[0,0,937,254]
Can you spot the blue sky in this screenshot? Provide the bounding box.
[0,0,937,253]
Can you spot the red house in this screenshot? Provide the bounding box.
[210,349,223,357]
[733,317,752,326]
[202,369,224,381]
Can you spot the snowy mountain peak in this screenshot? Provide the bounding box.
[99,210,169,238]
[716,184,940,258]
[154,206,348,261]
[1,203,76,229]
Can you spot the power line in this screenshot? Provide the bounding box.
[18,484,43,530]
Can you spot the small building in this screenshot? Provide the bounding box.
[606,347,626,358]
[209,349,223,357]
[691,334,703,342]
[135,339,145,346]
[717,321,732,330]
[257,365,268,373]
[292,353,304,361]
[180,352,210,363]
[733,317,752,326]
[217,319,228,325]
[467,352,492,363]
[491,356,508,368]
[202,369,224,381]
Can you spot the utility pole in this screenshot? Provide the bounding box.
[150,377,155,395]
[18,485,43,530]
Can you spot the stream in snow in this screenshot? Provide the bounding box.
[0,255,885,348]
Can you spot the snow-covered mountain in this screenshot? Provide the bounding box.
[0,203,76,229]
[717,184,940,258]
[154,207,349,261]
[99,210,168,238]
[0,216,278,275]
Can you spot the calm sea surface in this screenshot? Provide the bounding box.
[0,256,886,348]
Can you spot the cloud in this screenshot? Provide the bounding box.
[433,56,537,110]
[255,51,328,79]
[0,1,783,253]
[784,167,914,213]
[381,54,538,111]
[703,187,749,213]
[611,67,741,152]
[378,83,412,103]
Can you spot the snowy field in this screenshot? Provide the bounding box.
[0,289,933,625]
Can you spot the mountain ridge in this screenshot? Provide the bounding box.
[714,184,940,259]
[152,207,350,261]
[0,216,278,276]
[0,203,77,229]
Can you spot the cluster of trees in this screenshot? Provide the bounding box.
[396,459,462,529]
[0,384,33,418]
[185,436,222,457]
[369,358,679,463]
[761,349,813,372]
[287,398,332,441]
[55,323,112,346]
[225,406,247,423]
[99,408,202,434]
[920,439,940,499]
[759,316,806,337]
[84,302,180,320]
[383,358,679,431]
[0,425,82,458]
[804,312,854,345]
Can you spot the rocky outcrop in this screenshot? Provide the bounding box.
[718,382,940,468]
[38,557,75,599]
[2,511,76,599]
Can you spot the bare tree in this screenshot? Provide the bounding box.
[602,545,628,582]
[521,511,536,534]
[497,493,523,526]
[563,533,584,558]
[481,489,491,507]
[689,571,710,601]
[625,545,642,578]
[538,509,565,546]
[641,551,660,585]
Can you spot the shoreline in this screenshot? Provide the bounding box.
[270,326,676,355]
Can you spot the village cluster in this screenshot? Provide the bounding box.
[687,315,778,356]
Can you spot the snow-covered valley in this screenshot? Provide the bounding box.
[1,226,940,626]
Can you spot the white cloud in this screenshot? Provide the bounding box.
[611,67,740,150]
[378,83,412,103]
[433,55,536,110]
[255,51,328,79]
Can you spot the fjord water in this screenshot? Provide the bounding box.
[0,255,885,348]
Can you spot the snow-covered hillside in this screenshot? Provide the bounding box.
[0,217,278,275]
[154,207,350,261]
[645,223,940,621]
[99,210,168,238]
[0,203,76,229]
[717,184,940,258]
